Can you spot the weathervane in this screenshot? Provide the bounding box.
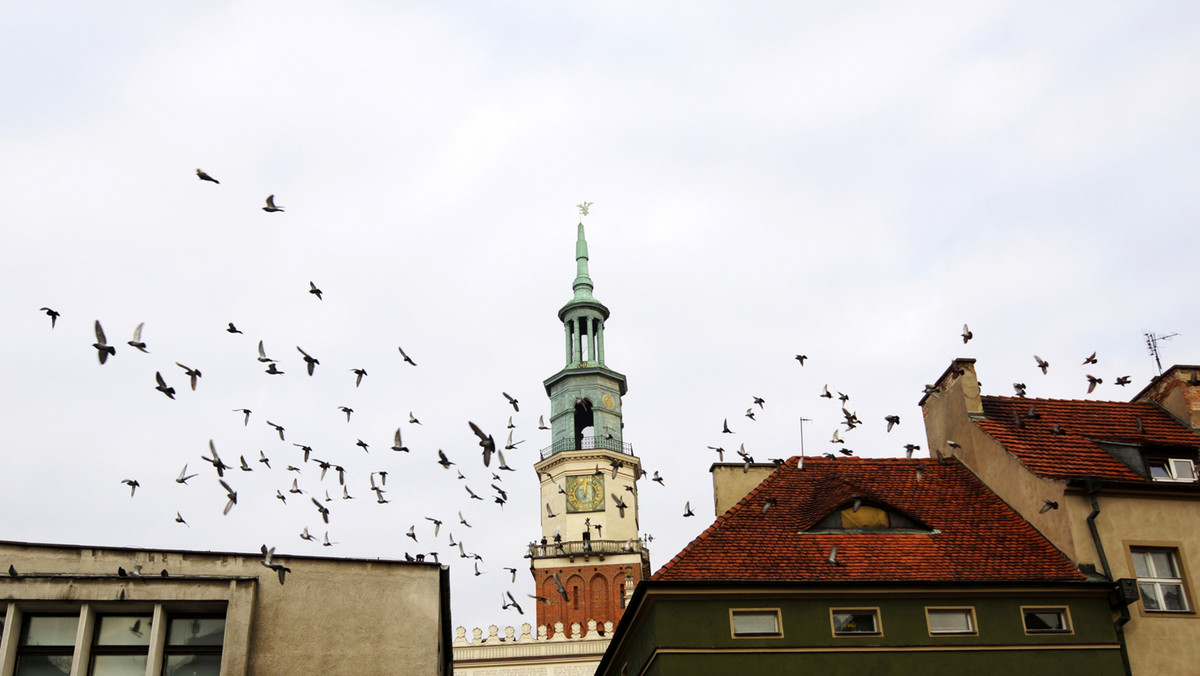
[576,201,593,219]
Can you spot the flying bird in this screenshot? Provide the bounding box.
[92,320,115,364]
[175,362,201,390]
[469,421,495,467]
[175,512,188,527]
[308,281,323,300]
[826,545,839,565]
[409,411,421,425]
[262,195,284,212]
[538,415,549,430]
[351,368,367,387]
[260,545,290,584]
[1115,375,1131,386]
[311,497,330,523]
[683,501,694,517]
[612,493,628,518]
[745,408,756,421]
[884,415,900,432]
[397,346,417,366]
[195,168,219,183]
[258,451,271,468]
[154,372,175,399]
[1086,375,1102,394]
[339,406,354,422]
[391,428,409,453]
[1039,499,1059,513]
[127,323,149,352]
[121,479,139,497]
[795,355,807,365]
[175,464,198,484]
[437,449,455,469]
[820,385,832,399]
[1082,351,1098,365]
[961,324,973,343]
[722,419,733,434]
[233,408,251,426]
[219,479,237,515]
[39,307,60,328]
[226,322,242,334]
[257,340,276,363]
[503,392,519,412]
[1013,383,1027,397]
[266,421,285,440]
[296,346,319,376]
[903,444,920,460]
[202,440,230,477]
[1034,355,1050,374]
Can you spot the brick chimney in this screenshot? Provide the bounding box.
[1133,365,1200,430]
[920,358,982,463]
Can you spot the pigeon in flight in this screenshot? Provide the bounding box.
[226,322,242,334]
[202,440,230,477]
[121,479,139,497]
[234,409,251,426]
[127,323,149,352]
[391,428,409,453]
[1082,351,1098,365]
[339,406,354,422]
[266,421,285,440]
[219,479,237,515]
[39,307,60,328]
[1115,376,1131,386]
[175,362,202,390]
[1034,355,1050,374]
[196,168,219,184]
[884,415,900,432]
[257,340,276,363]
[538,415,549,430]
[961,324,973,344]
[398,345,417,366]
[308,281,323,301]
[92,320,115,364]
[1086,375,1102,394]
[351,368,367,387]
[262,195,284,212]
[683,501,694,517]
[176,464,198,484]
[503,392,519,412]
[795,354,807,365]
[469,421,496,467]
[260,545,290,584]
[154,372,176,399]
[296,346,319,376]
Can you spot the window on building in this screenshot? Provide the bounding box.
[1146,458,1197,483]
[1022,607,1071,634]
[90,614,153,675]
[926,607,976,635]
[16,614,79,676]
[163,616,224,676]
[831,608,880,636]
[1132,549,1191,612]
[810,503,929,532]
[730,609,781,637]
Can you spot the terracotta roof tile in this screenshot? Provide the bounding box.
[653,457,1082,583]
[976,397,1200,481]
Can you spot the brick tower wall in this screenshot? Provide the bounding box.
[533,562,641,636]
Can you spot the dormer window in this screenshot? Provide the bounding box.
[1148,458,1197,483]
[809,502,930,533]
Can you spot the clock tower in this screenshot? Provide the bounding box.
[529,220,650,636]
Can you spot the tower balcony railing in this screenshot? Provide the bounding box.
[526,539,648,560]
[539,436,634,460]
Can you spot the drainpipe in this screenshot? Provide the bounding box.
[1084,478,1132,676]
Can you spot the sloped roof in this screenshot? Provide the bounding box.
[976,396,1200,481]
[653,457,1082,583]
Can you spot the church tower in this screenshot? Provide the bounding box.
[530,220,650,636]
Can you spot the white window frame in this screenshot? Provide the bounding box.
[830,607,882,636]
[1147,458,1197,483]
[1020,606,1072,634]
[729,608,782,638]
[1132,548,1191,613]
[925,606,977,635]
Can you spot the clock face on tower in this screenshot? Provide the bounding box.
[565,474,605,512]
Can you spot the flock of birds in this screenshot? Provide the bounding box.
[21,180,1158,625]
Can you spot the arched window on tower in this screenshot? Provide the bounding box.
[574,399,594,449]
[590,573,610,624]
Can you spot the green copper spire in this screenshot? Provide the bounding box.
[573,222,595,301]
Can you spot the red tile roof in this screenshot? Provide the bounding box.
[653,457,1083,583]
[976,397,1200,481]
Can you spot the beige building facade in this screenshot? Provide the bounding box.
[0,540,451,675]
[921,360,1200,675]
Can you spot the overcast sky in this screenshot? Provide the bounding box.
[4,1,1199,634]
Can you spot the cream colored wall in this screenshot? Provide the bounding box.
[1085,494,1200,675]
[921,361,1078,561]
[0,541,446,676]
[710,465,776,516]
[535,450,642,543]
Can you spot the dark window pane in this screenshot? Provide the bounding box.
[14,655,73,676]
[167,618,224,647]
[1024,609,1067,632]
[90,655,147,676]
[833,611,877,634]
[164,654,222,676]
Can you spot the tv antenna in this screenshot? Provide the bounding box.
[798,416,812,465]
[1145,332,1177,375]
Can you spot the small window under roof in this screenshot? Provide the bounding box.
[809,501,929,532]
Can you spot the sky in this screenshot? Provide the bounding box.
[3,1,1200,635]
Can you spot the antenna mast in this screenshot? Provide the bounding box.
[1145,332,1178,375]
